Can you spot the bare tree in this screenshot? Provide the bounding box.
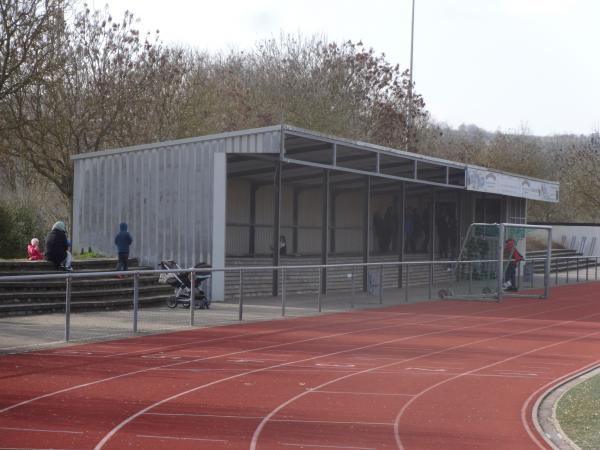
[2,5,171,207]
[0,0,66,104]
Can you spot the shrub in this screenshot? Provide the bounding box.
[0,202,47,259]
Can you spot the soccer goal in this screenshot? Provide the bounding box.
[437,223,552,302]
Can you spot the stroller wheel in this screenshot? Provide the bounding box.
[167,297,177,308]
[438,289,448,299]
[482,287,492,294]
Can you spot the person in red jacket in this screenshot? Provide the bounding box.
[503,238,522,291]
[27,238,44,261]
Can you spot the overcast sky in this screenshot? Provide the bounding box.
[99,0,599,136]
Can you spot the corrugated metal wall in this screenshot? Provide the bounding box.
[73,129,282,268]
[74,143,214,268]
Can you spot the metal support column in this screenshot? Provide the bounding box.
[429,189,436,299]
[321,169,330,294]
[292,187,300,254]
[272,161,282,296]
[249,183,258,255]
[544,228,552,299]
[398,182,405,288]
[363,176,371,291]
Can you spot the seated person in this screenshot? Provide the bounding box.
[27,238,44,261]
[45,221,73,271]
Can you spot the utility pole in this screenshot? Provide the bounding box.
[407,0,416,151]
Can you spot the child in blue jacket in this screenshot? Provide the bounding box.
[114,223,133,271]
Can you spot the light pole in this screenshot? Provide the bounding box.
[407,0,416,150]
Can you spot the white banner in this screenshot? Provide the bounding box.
[466,167,559,203]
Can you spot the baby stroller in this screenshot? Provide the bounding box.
[158,260,211,309]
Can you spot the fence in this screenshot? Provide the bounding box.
[0,255,598,353]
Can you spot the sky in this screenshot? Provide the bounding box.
[98,0,600,136]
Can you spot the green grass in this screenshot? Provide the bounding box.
[556,372,600,450]
[75,251,106,259]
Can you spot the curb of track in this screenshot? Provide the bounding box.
[534,363,600,450]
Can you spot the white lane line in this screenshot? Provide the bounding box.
[1,306,488,417]
[280,443,375,450]
[99,303,515,359]
[144,412,392,426]
[405,367,447,372]
[310,390,415,397]
[0,448,73,450]
[394,321,600,449]
[250,300,600,450]
[521,357,600,450]
[96,305,541,450]
[315,363,356,368]
[0,426,83,434]
[136,434,228,443]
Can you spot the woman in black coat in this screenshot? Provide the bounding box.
[45,221,72,270]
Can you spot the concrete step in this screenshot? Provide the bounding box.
[0,273,160,292]
[0,294,167,316]
[0,285,172,304]
[0,258,139,274]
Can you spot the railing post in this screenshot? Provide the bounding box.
[596,257,598,281]
[133,272,139,333]
[576,257,580,282]
[497,224,505,302]
[468,262,473,294]
[404,264,409,303]
[379,264,383,304]
[351,265,355,297]
[238,269,243,321]
[281,267,286,317]
[189,268,195,326]
[555,258,559,286]
[566,259,570,284]
[586,257,589,281]
[317,267,322,313]
[65,276,71,342]
[428,262,432,300]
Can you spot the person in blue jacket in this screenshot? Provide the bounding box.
[114,223,133,271]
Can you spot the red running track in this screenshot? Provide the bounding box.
[1,283,600,450]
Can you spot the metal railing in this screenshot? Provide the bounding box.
[0,255,597,351]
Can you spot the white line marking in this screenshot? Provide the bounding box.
[311,390,415,397]
[521,357,600,449]
[315,363,356,368]
[96,304,540,449]
[494,371,538,377]
[405,367,447,372]
[136,434,228,443]
[250,300,600,450]
[280,443,375,450]
[0,426,83,434]
[0,448,73,450]
[394,323,600,449]
[229,359,265,363]
[0,305,488,414]
[144,412,392,426]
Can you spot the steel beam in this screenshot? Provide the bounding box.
[321,169,330,294]
[272,161,282,296]
[363,176,371,291]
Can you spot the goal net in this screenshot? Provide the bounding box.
[437,223,552,302]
